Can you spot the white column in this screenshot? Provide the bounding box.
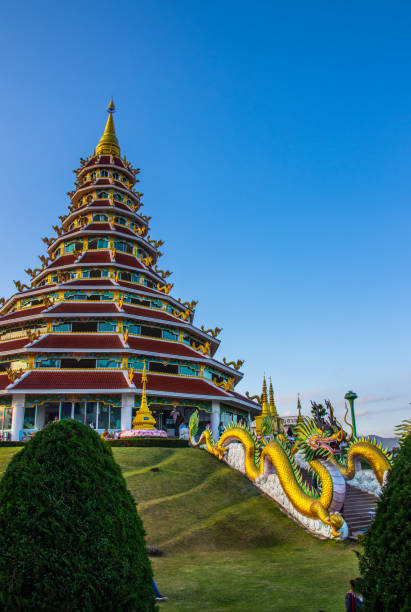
[11,394,25,442]
[121,393,134,431]
[211,400,220,440]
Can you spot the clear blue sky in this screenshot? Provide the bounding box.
[0,1,410,436]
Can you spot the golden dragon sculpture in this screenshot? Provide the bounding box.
[189,398,394,539]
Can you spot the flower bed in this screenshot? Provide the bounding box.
[120,429,167,438]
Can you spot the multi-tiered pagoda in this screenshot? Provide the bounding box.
[0,102,259,441]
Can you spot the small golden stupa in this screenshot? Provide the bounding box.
[132,365,157,430]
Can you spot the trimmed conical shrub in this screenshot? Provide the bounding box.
[0,419,155,611]
[357,434,411,611]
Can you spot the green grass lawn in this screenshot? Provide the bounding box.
[0,446,359,611]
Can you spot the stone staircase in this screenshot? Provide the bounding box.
[341,484,378,539]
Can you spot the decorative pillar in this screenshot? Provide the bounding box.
[344,390,358,438]
[11,394,25,442]
[211,400,220,440]
[121,393,134,431]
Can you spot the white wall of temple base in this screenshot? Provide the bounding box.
[211,400,220,440]
[121,393,134,431]
[11,394,25,441]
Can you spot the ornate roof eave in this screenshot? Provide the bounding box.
[62,203,146,229]
[70,182,141,206]
[38,306,220,347]
[45,229,158,259]
[77,159,137,183]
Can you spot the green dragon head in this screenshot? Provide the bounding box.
[189,410,199,439]
[293,417,345,461]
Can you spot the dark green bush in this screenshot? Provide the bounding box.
[0,419,156,611]
[357,434,411,611]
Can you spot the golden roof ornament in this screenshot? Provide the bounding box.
[96,98,121,157]
[269,378,278,416]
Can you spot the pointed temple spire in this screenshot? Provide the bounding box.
[297,393,303,423]
[132,364,156,430]
[96,98,120,157]
[269,377,278,416]
[260,376,269,418]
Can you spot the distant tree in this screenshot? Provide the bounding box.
[0,419,155,611]
[357,434,411,611]
[310,402,327,419]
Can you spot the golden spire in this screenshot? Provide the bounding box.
[96,98,120,156]
[132,364,157,430]
[297,393,303,423]
[269,378,278,416]
[260,376,269,417]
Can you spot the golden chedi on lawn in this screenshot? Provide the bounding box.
[122,365,165,438]
[0,100,261,441]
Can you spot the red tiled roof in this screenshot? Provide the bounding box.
[49,302,120,314]
[64,279,115,287]
[0,337,30,353]
[80,251,112,264]
[113,157,125,168]
[127,336,200,358]
[113,225,136,236]
[99,156,111,164]
[0,306,45,324]
[133,373,227,397]
[34,334,124,350]
[118,282,158,294]
[122,304,176,322]
[85,222,112,231]
[113,180,126,188]
[0,374,10,390]
[112,201,131,212]
[46,255,77,270]
[114,253,144,269]
[12,370,130,390]
[95,178,110,186]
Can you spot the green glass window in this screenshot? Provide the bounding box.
[110,406,121,429]
[98,404,109,430]
[85,402,97,427]
[3,407,12,429]
[60,402,72,419]
[163,329,178,341]
[125,323,140,335]
[180,365,199,376]
[98,321,116,332]
[52,322,71,332]
[74,402,85,423]
[128,358,145,370]
[97,358,120,368]
[23,407,36,429]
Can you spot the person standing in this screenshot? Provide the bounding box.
[345,579,363,610]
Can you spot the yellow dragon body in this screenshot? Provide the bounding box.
[189,402,394,539]
[188,413,345,537]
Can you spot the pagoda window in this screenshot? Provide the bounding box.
[52,321,71,332]
[120,271,131,281]
[35,357,60,368]
[110,406,121,429]
[86,294,100,301]
[114,240,133,254]
[0,406,12,431]
[100,170,108,177]
[162,329,178,341]
[128,358,145,370]
[61,358,96,368]
[91,172,96,179]
[89,269,108,278]
[98,320,117,332]
[140,324,162,339]
[115,216,127,225]
[23,407,36,429]
[149,361,178,375]
[92,214,108,222]
[97,191,109,199]
[124,322,140,335]
[179,364,200,376]
[97,358,120,368]
[112,172,119,179]
[64,240,83,253]
[72,321,98,332]
[0,360,11,372]
[113,192,123,202]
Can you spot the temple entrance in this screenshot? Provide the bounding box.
[44,402,60,425]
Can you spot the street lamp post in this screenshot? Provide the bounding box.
[344,390,358,438]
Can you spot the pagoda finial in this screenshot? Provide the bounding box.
[269,377,278,416]
[297,393,303,423]
[96,99,120,156]
[260,376,269,417]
